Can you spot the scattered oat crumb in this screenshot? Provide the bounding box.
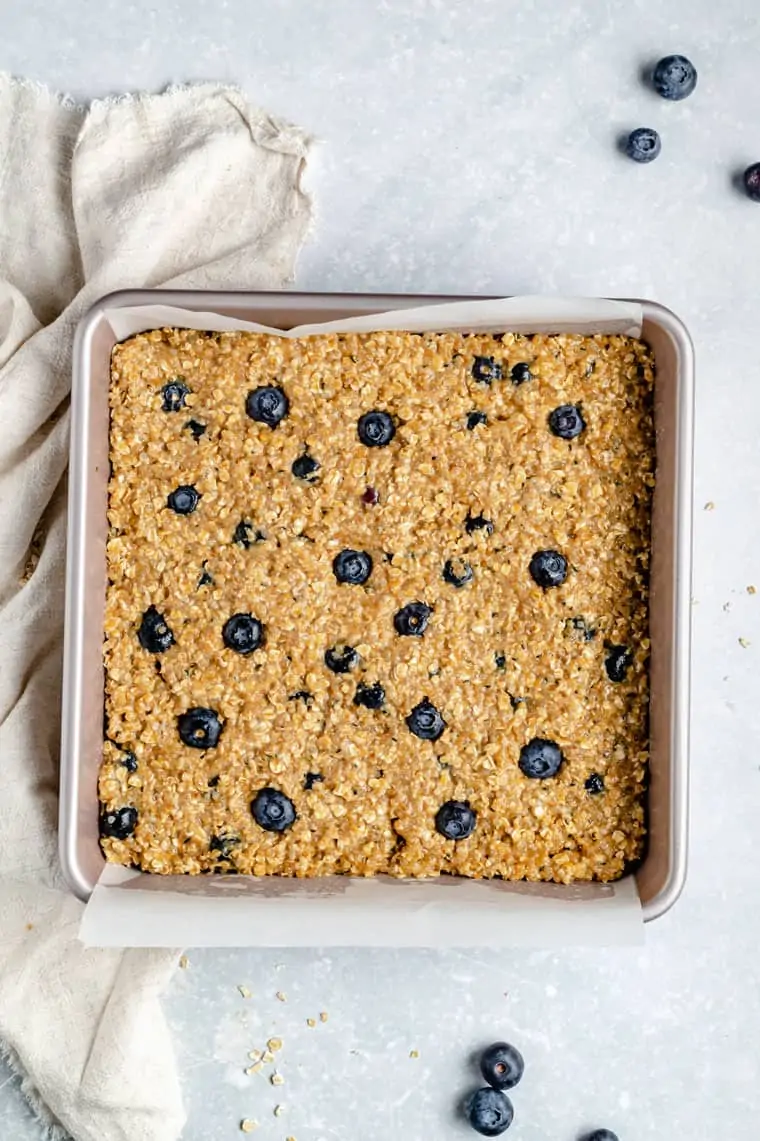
[739,637,751,648]
[246,1061,264,1075]
[25,923,33,931]
[748,585,756,595]
[238,985,252,999]
[276,991,287,1002]
[178,955,189,970]
[704,501,715,511]
[267,1037,283,1052]
[274,1105,285,1118]
[263,1050,275,1064]
[240,1121,258,1134]
[286,1136,296,1141]
[409,1049,419,1059]
[306,1018,316,1028]
[270,1071,285,1087]
[319,1011,328,1023]
[248,1049,262,1062]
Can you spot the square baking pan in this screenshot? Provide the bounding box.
[60,292,693,924]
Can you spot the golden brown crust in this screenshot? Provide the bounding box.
[101,328,653,882]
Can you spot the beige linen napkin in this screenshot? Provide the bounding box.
[0,75,311,1141]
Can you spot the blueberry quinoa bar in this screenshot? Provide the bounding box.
[100,328,654,882]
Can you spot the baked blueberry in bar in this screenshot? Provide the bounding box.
[100,328,654,882]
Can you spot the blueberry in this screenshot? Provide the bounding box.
[358,410,395,447]
[354,681,385,709]
[303,771,324,790]
[333,548,373,585]
[744,163,760,203]
[292,453,320,481]
[246,385,289,427]
[137,605,175,653]
[184,419,206,440]
[167,484,200,515]
[289,690,314,706]
[605,644,632,682]
[465,513,494,536]
[178,707,223,749]
[518,737,564,779]
[394,601,432,636]
[585,772,605,795]
[232,520,265,548]
[198,563,213,588]
[529,549,567,588]
[222,613,264,654]
[120,751,138,772]
[251,787,296,832]
[510,362,532,385]
[325,645,359,673]
[580,1131,619,1141]
[567,616,596,642]
[467,411,488,430]
[494,651,506,670]
[406,697,446,741]
[653,54,697,100]
[472,356,502,384]
[466,1088,514,1136]
[625,127,661,163]
[100,806,138,839]
[362,486,380,505]
[480,1042,525,1091]
[161,380,190,411]
[549,404,586,440]
[435,800,476,840]
[209,833,239,859]
[443,558,474,588]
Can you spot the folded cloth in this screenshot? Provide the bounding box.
[0,75,312,1141]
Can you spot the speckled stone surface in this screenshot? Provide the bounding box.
[1,1,759,1138]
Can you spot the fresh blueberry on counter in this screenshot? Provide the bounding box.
[518,737,564,779]
[137,605,175,653]
[177,707,223,749]
[333,548,373,585]
[529,549,568,588]
[251,787,296,832]
[357,410,395,447]
[435,800,476,840]
[354,681,385,709]
[585,772,605,795]
[580,1131,619,1141]
[246,385,289,427]
[604,645,632,682]
[100,806,138,839]
[467,411,488,430]
[510,362,532,386]
[406,697,446,741]
[466,1087,514,1136]
[443,558,474,588]
[394,601,432,636]
[325,645,359,673]
[549,404,586,440]
[625,127,661,163]
[222,613,264,654]
[161,380,190,411]
[743,163,760,202]
[167,484,201,515]
[472,356,502,384]
[480,1042,524,1091]
[292,453,320,481]
[465,513,494,536]
[653,54,697,100]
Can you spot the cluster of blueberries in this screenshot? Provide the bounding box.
[100,357,631,847]
[625,52,760,199]
[465,1042,619,1139]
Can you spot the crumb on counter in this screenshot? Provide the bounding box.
[178,955,189,970]
[319,1011,329,1023]
[238,985,252,998]
[239,1120,258,1134]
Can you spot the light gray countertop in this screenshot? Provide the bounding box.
[1,1,759,1138]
